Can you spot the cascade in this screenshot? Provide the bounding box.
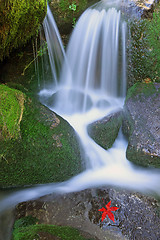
[1,0,160,214]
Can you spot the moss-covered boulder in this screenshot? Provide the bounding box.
[87,111,122,150]
[123,82,160,168]
[0,85,83,187]
[0,0,47,61]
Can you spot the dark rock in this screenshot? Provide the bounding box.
[123,82,160,167]
[87,111,122,150]
[15,187,160,240]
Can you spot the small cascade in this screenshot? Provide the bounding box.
[1,0,160,215]
[52,6,127,114]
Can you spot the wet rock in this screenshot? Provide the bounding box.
[15,188,160,240]
[87,111,122,150]
[122,0,159,18]
[0,208,15,240]
[123,82,160,167]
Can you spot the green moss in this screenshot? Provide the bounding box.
[50,0,87,34]
[128,5,160,86]
[12,220,94,240]
[125,82,157,101]
[0,0,47,61]
[0,95,83,187]
[0,84,25,139]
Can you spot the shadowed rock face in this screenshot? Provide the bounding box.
[123,83,160,167]
[87,111,122,150]
[14,188,160,240]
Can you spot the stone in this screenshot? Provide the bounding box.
[123,82,160,167]
[14,187,160,240]
[87,111,122,150]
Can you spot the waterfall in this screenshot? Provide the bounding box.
[41,3,127,114]
[1,0,160,214]
[42,4,66,86]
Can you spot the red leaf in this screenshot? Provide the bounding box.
[98,200,119,222]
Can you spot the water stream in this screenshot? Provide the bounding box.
[1,0,160,215]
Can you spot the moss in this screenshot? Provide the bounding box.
[0,0,47,61]
[49,0,87,34]
[0,84,25,139]
[128,4,160,86]
[125,82,157,101]
[12,216,94,240]
[126,147,160,168]
[0,95,83,187]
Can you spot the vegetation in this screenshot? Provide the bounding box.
[125,82,158,101]
[129,5,160,85]
[0,0,47,61]
[49,0,87,34]
[0,84,25,140]
[12,216,94,240]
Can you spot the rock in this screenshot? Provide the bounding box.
[87,111,122,150]
[0,87,84,187]
[123,82,160,167]
[49,0,88,35]
[14,187,160,240]
[0,0,47,61]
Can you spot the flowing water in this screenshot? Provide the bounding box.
[1,0,160,215]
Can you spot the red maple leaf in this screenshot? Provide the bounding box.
[98,200,119,222]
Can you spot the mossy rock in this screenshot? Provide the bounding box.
[0,0,47,61]
[123,82,160,168]
[12,216,95,240]
[49,0,87,34]
[87,111,122,150]
[127,3,160,87]
[0,86,83,187]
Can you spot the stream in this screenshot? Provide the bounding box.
[0,1,160,238]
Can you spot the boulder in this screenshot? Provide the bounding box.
[0,85,84,187]
[123,82,160,167]
[87,111,122,150]
[14,188,160,240]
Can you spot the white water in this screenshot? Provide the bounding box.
[1,0,160,213]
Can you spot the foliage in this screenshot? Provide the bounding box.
[146,9,160,82]
[51,0,88,34]
[0,84,25,140]
[12,217,94,240]
[128,6,160,85]
[69,2,77,26]
[0,0,47,61]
